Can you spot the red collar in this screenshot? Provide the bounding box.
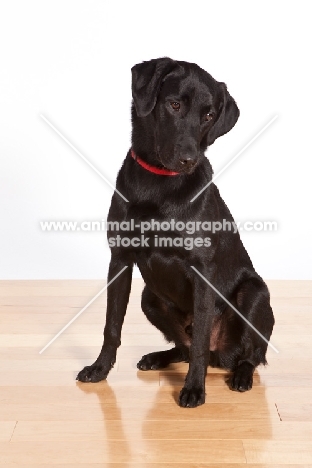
[131,150,179,176]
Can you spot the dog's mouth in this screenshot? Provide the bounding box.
[158,161,179,172]
[155,156,179,174]
[178,163,198,175]
[159,160,198,175]
[156,146,199,175]
[157,155,197,175]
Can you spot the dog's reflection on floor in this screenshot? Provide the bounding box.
[76,365,273,465]
[76,380,133,467]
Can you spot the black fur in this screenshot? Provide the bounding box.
[77,58,275,408]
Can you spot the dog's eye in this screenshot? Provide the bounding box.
[170,102,180,111]
[205,113,214,122]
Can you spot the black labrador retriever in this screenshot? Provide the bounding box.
[77,58,275,407]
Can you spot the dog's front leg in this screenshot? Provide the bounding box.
[179,266,216,408]
[77,256,133,383]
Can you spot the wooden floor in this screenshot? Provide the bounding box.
[0,279,312,467]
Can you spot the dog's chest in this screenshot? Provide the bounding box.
[134,250,193,311]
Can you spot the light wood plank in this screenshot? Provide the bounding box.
[257,374,312,387]
[0,384,291,407]
[276,402,312,421]
[0,332,166,347]
[0,439,245,464]
[0,280,107,287]
[0,359,107,371]
[0,400,279,422]
[273,323,312,334]
[0,294,141,307]
[0,345,171,360]
[1,384,311,411]
[0,286,107,297]
[267,386,312,403]
[243,440,312,464]
[270,296,312,307]
[0,346,101,359]
[0,322,158,335]
[0,422,16,441]
[0,296,107,306]
[1,464,311,468]
[266,280,312,297]
[11,420,312,442]
[0,370,159,387]
[0,462,312,468]
[0,309,145,323]
[257,358,312,375]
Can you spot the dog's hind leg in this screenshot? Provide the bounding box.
[137,286,190,370]
[228,277,275,392]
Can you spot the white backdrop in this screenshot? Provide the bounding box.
[0,0,311,279]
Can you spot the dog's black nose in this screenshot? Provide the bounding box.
[179,157,197,169]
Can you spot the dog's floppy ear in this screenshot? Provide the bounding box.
[207,82,240,145]
[131,57,181,117]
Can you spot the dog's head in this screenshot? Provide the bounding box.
[131,57,239,174]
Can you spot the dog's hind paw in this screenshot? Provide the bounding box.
[179,386,206,408]
[230,362,254,392]
[76,363,108,383]
[137,352,164,370]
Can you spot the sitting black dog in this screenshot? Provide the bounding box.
[77,58,275,408]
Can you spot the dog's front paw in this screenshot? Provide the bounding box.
[76,363,109,383]
[179,386,206,408]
